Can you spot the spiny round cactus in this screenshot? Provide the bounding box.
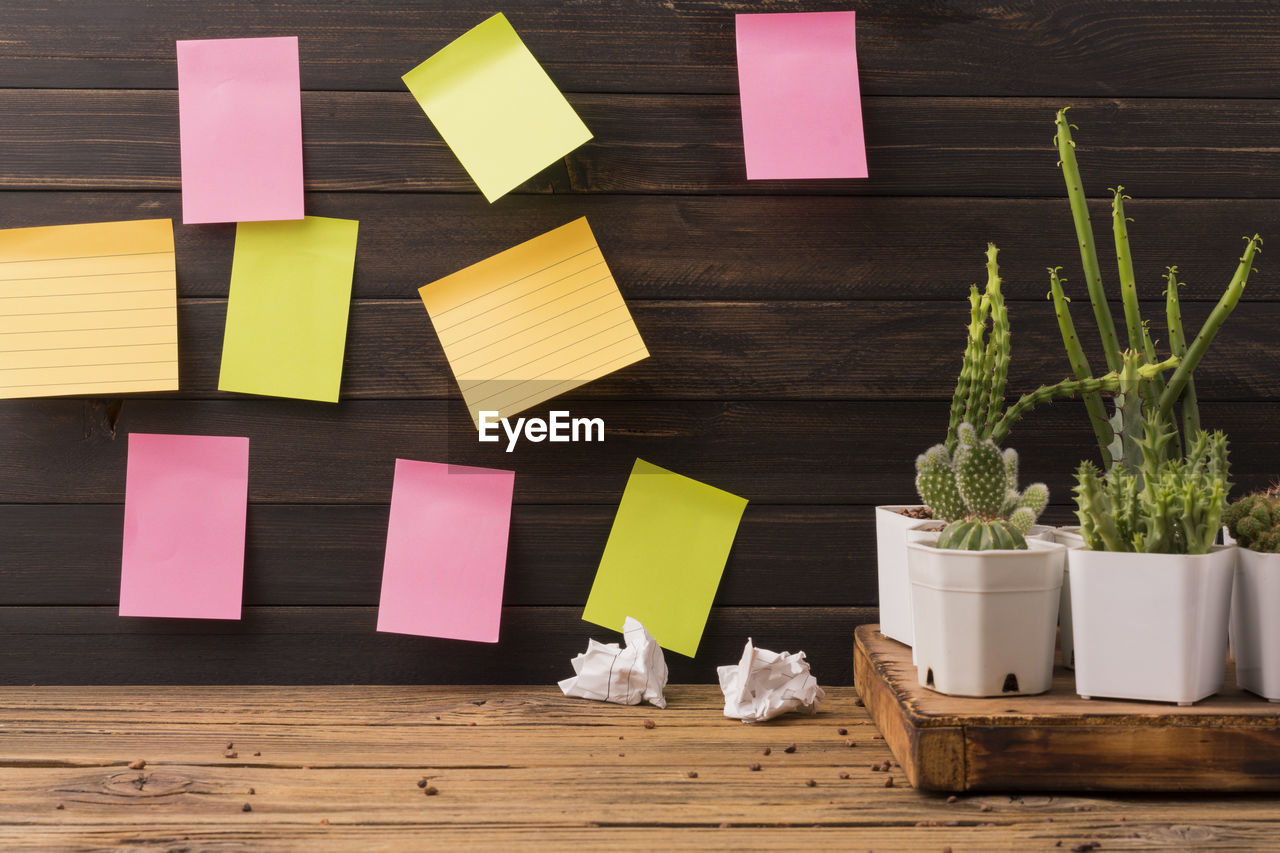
[1224,488,1280,553]
[915,423,1048,551]
[936,518,1025,551]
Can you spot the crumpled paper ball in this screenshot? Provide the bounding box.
[718,638,824,722]
[558,616,668,708]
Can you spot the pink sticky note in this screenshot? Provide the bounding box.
[377,460,516,642]
[176,36,305,224]
[735,11,868,180]
[119,433,250,619]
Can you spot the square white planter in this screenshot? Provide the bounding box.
[1230,547,1280,701]
[1068,546,1236,705]
[875,505,928,646]
[907,533,1066,697]
[876,505,1054,650]
[1051,526,1086,670]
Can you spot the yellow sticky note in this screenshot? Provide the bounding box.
[583,459,749,658]
[218,217,359,403]
[419,217,647,426]
[402,13,592,202]
[0,219,178,399]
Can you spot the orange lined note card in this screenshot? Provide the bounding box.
[418,217,648,426]
[0,219,178,399]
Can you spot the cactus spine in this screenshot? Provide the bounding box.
[917,423,1048,550]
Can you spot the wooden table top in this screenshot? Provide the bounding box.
[3,685,1278,850]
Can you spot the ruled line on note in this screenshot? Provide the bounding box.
[432,246,599,320]
[419,217,647,425]
[0,268,176,284]
[450,289,624,361]
[434,259,606,335]
[0,250,171,265]
[0,219,179,399]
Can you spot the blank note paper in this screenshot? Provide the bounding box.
[377,459,516,643]
[119,433,250,620]
[177,36,304,224]
[419,217,648,426]
[582,459,748,658]
[219,216,359,403]
[735,11,868,180]
[402,13,592,202]
[0,219,178,399]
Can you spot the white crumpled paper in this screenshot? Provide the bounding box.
[717,638,824,722]
[558,616,668,708]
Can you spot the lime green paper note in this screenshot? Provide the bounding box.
[402,13,592,203]
[218,216,359,403]
[583,459,749,657]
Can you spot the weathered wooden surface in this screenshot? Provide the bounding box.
[9,93,1280,197]
[2,193,1273,302]
[4,400,1279,505]
[3,685,1280,851]
[5,0,1280,97]
[0,298,1270,401]
[7,0,1280,685]
[855,625,1280,793]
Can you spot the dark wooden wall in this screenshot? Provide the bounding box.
[4,1,1280,685]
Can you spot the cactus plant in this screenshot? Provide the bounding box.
[1073,411,1231,555]
[941,244,1180,452]
[1224,488,1280,553]
[916,423,1049,550]
[1050,108,1262,470]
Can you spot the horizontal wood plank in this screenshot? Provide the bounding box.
[1,400,1277,506]
[2,685,1279,851]
[0,606,872,685]
[3,193,1275,303]
[8,94,1280,197]
[156,299,1280,401]
[6,1,1280,98]
[0,504,867,607]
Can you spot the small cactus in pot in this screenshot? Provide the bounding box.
[1224,488,1280,553]
[916,423,1049,550]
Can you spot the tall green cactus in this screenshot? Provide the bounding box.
[943,245,1176,452]
[917,423,1049,550]
[1050,108,1262,471]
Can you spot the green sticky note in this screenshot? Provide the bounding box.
[218,216,359,403]
[583,459,749,657]
[402,13,592,203]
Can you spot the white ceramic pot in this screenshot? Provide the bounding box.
[875,505,930,646]
[877,507,1054,649]
[907,532,1066,697]
[1230,547,1280,701]
[1068,546,1236,705]
[1052,526,1086,670]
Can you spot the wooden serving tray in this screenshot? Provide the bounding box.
[853,624,1280,792]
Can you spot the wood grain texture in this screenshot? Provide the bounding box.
[0,607,873,685]
[156,298,1280,401]
[7,1,1280,98]
[0,504,866,607]
[855,626,1280,792]
[2,685,1280,852]
[3,400,1279,506]
[8,93,1280,197]
[3,193,1276,302]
